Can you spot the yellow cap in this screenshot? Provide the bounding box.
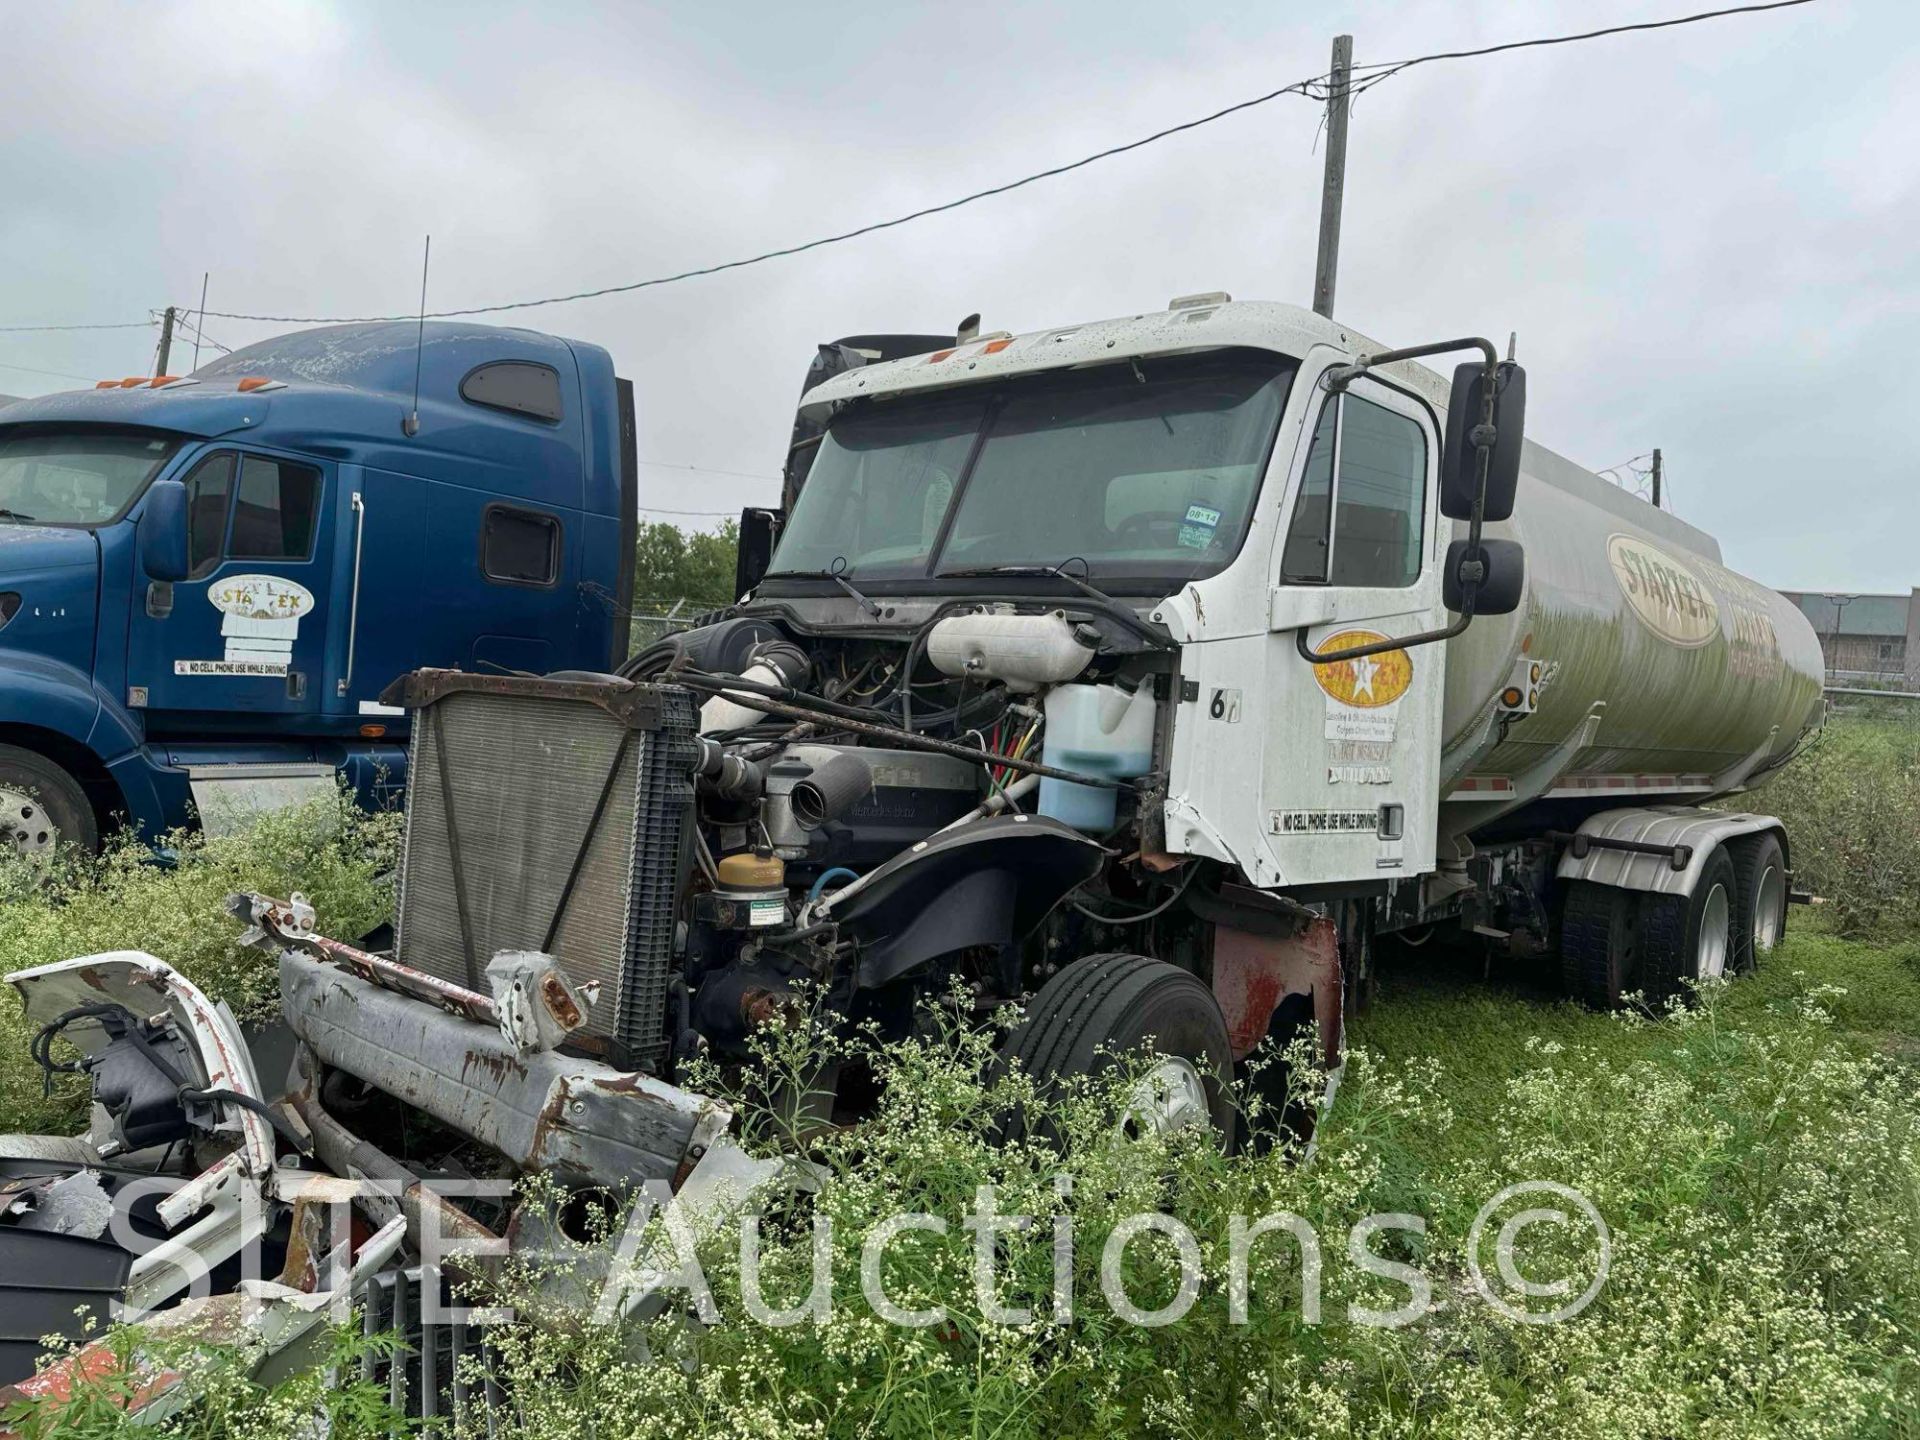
[715,851,785,891]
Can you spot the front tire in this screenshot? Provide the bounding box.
[0,746,97,859]
[1001,953,1236,1147]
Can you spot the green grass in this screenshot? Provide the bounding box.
[0,796,397,1136]
[4,781,1918,1437]
[1741,709,1920,938]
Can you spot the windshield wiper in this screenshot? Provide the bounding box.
[938,560,1177,650]
[940,561,1118,608]
[765,562,882,617]
[0,508,36,523]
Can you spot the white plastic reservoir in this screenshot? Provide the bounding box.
[1039,683,1157,831]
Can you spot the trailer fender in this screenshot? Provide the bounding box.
[1555,807,1787,898]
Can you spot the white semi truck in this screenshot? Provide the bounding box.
[0,297,1824,1396]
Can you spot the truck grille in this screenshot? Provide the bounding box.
[391,672,697,1072]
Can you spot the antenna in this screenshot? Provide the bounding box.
[191,272,209,372]
[403,235,431,437]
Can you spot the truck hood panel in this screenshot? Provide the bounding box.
[0,526,99,669]
[0,523,97,573]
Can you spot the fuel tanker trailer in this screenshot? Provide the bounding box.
[0,303,1828,1339]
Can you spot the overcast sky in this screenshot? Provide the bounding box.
[1,0,1911,590]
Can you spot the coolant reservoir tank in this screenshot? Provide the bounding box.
[927,609,1096,692]
[1038,683,1156,831]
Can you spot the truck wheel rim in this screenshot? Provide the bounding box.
[1698,883,1731,980]
[1752,865,1785,953]
[0,787,56,858]
[1121,1057,1210,1138]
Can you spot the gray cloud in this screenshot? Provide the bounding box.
[1,0,1908,588]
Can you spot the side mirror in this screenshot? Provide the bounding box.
[735,507,782,597]
[140,479,191,583]
[1444,538,1525,616]
[1440,361,1526,522]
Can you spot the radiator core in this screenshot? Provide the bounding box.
[391,673,697,1073]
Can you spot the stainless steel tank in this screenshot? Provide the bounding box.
[1441,441,1824,792]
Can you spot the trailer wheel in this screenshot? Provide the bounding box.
[1559,880,1643,1009]
[0,746,97,859]
[1729,832,1787,973]
[1640,845,1737,1001]
[1001,953,1235,1149]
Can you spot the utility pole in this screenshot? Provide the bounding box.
[1650,447,1663,509]
[154,306,176,376]
[1311,33,1354,319]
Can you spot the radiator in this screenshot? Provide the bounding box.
[389,671,697,1072]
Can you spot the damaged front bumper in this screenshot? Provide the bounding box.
[0,896,772,1426]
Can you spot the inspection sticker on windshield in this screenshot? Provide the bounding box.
[1177,503,1222,549]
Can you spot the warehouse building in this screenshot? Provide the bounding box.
[1778,588,1920,688]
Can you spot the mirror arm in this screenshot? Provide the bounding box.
[1322,336,1498,393]
[1299,336,1502,668]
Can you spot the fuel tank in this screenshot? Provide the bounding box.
[1441,441,1823,793]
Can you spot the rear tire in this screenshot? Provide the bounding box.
[0,746,97,858]
[1640,845,1737,1002]
[1559,880,1643,1009]
[1001,953,1236,1148]
[1729,832,1787,973]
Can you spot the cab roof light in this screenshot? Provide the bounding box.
[1169,291,1232,310]
[118,377,147,388]
[925,349,957,364]
[982,338,1015,355]
[235,377,285,393]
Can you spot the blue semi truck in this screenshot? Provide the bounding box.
[0,322,637,854]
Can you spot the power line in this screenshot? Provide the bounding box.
[0,319,155,334]
[189,0,1814,327]
[166,310,232,357]
[637,458,778,483]
[197,76,1330,324]
[2,0,1818,336]
[0,359,99,383]
[1346,0,1813,99]
[639,505,743,518]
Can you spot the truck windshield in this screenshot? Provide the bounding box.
[0,428,184,527]
[770,347,1296,589]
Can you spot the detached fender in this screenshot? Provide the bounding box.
[1555,806,1786,898]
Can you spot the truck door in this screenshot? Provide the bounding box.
[1261,372,1446,885]
[126,446,335,719]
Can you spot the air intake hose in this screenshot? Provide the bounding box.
[699,641,812,735]
[695,738,766,800]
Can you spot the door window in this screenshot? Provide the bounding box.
[180,452,236,580]
[1280,391,1427,588]
[230,456,321,560]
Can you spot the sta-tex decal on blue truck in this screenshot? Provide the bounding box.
[0,322,637,852]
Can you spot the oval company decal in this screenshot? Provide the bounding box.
[1311,631,1413,708]
[207,574,315,621]
[1606,534,1720,648]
